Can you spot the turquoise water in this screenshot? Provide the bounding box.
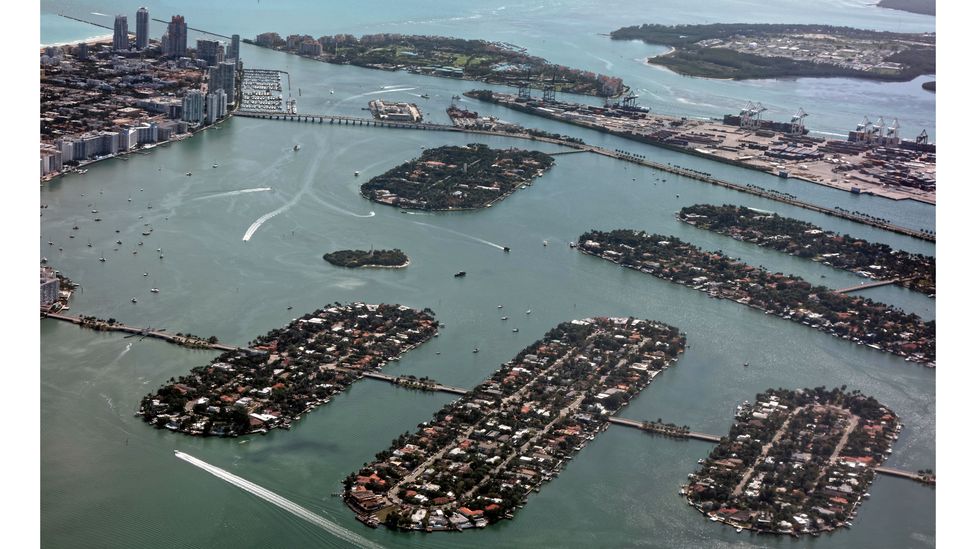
[40,0,936,139]
[40,3,935,548]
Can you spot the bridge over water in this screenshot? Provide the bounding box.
[234,110,933,242]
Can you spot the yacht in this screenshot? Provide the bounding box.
[131,298,138,303]
[150,288,160,293]
[512,328,519,333]
[212,163,219,168]
[526,310,532,315]
[144,272,149,277]
[543,240,548,246]
[186,172,192,176]
[420,93,430,99]
[454,271,466,278]
[497,305,503,309]
[472,348,479,353]
[501,316,508,320]
[294,144,301,151]
[354,171,360,176]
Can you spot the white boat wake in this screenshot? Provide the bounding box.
[411,220,506,250]
[339,87,416,104]
[308,192,375,218]
[243,150,324,241]
[174,451,382,549]
[194,187,272,201]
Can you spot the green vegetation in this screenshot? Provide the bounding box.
[324,249,409,268]
[361,143,555,211]
[610,23,935,81]
[678,204,935,294]
[252,33,626,97]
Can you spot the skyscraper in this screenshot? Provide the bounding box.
[196,39,225,66]
[165,15,188,57]
[182,90,205,124]
[136,7,150,50]
[113,15,129,51]
[227,34,241,61]
[205,90,227,124]
[208,61,238,105]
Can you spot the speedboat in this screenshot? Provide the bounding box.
[150,288,160,293]
[526,310,532,315]
[512,328,519,333]
[186,172,192,176]
[212,163,219,168]
[354,171,360,176]
[501,316,508,320]
[131,298,138,303]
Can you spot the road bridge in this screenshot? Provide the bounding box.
[41,312,259,354]
[235,111,933,242]
[835,278,904,294]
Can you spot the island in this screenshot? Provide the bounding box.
[609,24,935,82]
[684,387,901,536]
[246,33,626,97]
[323,249,410,269]
[878,0,935,16]
[138,303,438,436]
[576,230,935,366]
[677,204,935,295]
[343,316,685,530]
[360,144,555,211]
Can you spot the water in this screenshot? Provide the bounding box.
[40,0,936,139]
[40,2,935,548]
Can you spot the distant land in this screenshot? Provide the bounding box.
[610,23,935,81]
[323,249,409,268]
[878,0,935,16]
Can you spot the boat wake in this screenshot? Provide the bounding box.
[118,342,132,360]
[308,192,375,218]
[243,150,324,241]
[194,187,272,201]
[174,451,382,548]
[411,220,505,250]
[339,87,416,103]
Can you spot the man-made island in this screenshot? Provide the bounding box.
[344,317,686,531]
[246,33,625,97]
[324,249,410,269]
[360,144,554,211]
[465,90,936,204]
[138,303,438,436]
[684,387,901,536]
[610,24,935,82]
[677,204,935,295]
[577,230,934,366]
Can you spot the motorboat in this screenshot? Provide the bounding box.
[454,271,466,278]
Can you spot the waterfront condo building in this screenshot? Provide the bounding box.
[208,61,237,105]
[40,267,60,309]
[165,15,188,57]
[113,15,129,51]
[135,7,149,50]
[182,90,206,125]
[206,90,228,124]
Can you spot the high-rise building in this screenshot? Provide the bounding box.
[208,61,237,104]
[206,90,227,124]
[40,267,60,309]
[165,15,187,57]
[113,15,129,51]
[76,42,89,60]
[227,34,240,61]
[196,39,225,66]
[182,90,205,124]
[136,7,150,49]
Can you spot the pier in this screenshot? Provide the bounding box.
[41,312,260,354]
[359,371,469,395]
[835,278,904,294]
[607,416,723,443]
[237,111,934,242]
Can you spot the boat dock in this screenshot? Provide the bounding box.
[835,278,904,294]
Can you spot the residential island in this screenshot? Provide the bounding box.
[246,33,626,97]
[677,204,935,295]
[343,317,686,531]
[684,387,901,536]
[610,24,935,82]
[360,144,555,211]
[577,230,935,366]
[138,303,438,436]
[465,90,936,204]
[323,249,410,269]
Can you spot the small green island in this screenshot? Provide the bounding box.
[324,249,410,269]
[360,144,555,211]
[610,23,935,81]
[247,33,626,97]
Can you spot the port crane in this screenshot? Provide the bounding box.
[885,118,900,144]
[789,108,808,135]
[739,101,767,129]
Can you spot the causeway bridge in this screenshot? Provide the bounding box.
[235,110,934,242]
[41,312,260,354]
